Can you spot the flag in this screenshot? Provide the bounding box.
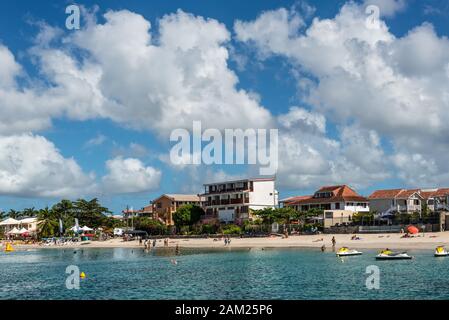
[75,218,79,232]
[59,219,63,234]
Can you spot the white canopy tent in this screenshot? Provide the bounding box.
[81,226,93,232]
[7,227,21,235]
[19,227,29,234]
[0,218,20,226]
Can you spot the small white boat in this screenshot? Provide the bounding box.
[336,247,362,256]
[376,250,412,260]
[434,246,449,257]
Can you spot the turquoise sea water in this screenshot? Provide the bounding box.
[1,247,448,300]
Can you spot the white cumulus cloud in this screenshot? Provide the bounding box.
[102,157,161,194]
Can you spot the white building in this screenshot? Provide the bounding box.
[201,178,278,224]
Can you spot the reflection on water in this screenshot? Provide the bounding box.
[1,247,448,300]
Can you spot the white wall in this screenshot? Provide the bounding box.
[248,180,277,209]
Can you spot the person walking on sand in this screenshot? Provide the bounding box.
[331,236,336,248]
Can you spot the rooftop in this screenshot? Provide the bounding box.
[288,185,368,205]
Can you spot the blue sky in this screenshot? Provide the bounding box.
[1,0,449,214]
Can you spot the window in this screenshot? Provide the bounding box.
[335,203,340,210]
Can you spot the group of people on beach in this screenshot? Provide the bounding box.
[224,236,232,246]
[142,239,157,251]
[320,236,337,252]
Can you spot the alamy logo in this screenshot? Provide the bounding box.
[65,5,80,30]
[365,5,380,30]
[169,121,278,175]
[65,265,80,290]
[365,265,380,290]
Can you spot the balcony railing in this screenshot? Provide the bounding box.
[205,198,250,206]
[396,204,421,212]
[204,187,252,195]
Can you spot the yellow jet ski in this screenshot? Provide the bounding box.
[376,249,412,260]
[434,246,449,257]
[336,247,362,256]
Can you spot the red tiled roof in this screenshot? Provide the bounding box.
[420,191,435,199]
[420,188,449,199]
[397,189,421,199]
[369,189,421,200]
[431,188,449,197]
[281,195,312,203]
[368,189,403,199]
[287,185,367,205]
[316,185,343,192]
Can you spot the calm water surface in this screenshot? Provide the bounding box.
[1,247,448,299]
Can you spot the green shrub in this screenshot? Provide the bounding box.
[201,224,217,234]
[222,224,242,235]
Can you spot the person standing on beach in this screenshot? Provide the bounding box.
[153,239,157,248]
[331,236,336,248]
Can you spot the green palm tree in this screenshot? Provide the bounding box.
[37,207,58,238]
[52,199,74,230]
[7,209,21,219]
[73,198,111,227]
[22,207,38,218]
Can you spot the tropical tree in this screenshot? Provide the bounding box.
[254,207,301,225]
[37,207,58,238]
[73,198,112,228]
[7,209,22,219]
[173,204,204,228]
[134,217,167,235]
[22,207,38,218]
[52,199,74,230]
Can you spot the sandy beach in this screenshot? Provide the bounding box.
[7,231,449,250]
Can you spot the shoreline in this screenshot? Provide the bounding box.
[5,231,449,251]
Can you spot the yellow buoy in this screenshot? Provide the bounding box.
[5,243,14,252]
[80,272,86,279]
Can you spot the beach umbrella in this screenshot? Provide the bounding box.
[407,225,419,234]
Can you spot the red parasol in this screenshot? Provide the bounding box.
[407,225,419,234]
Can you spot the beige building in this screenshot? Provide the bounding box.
[368,189,423,215]
[323,210,354,228]
[152,194,204,226]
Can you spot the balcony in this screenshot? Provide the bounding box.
[205,198,250,206]
[204,186,252,195]
[396,204,421,212]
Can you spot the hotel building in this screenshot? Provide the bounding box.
[200,178,278,224]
